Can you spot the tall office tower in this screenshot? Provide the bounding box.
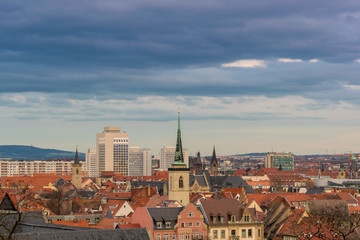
[159,146,189,170]
[265,152,294,171]
[86,148,98,177]
[96,127,129,176]
[129,147,152,176]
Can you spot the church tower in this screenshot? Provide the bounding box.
[210,146,218,175]
[72,148,82,189]
[168,111,190,206]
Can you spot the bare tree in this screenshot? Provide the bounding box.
[0,186,42,240]
[283,200,360,240]
[41,186,75,215]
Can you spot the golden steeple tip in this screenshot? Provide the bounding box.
[178,110,180,114]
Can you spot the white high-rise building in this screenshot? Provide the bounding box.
[159,146,189,170]
[129,147,152,176]
[96,127,129,176]
[85,148,98,177]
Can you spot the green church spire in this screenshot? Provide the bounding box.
[173,111,185,166]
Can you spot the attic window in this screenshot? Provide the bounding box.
[244,215,250,222]
[156,222,162,228]
[165,222,171,228]
[231,215,236,222]
[213,216,217,223]
[187,211,194,217]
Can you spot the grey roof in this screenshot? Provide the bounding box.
[0,193,16,211]
[3,211,150,240]
[14,228,150,240]
[147,207,183,230]
[208,175,255,193]
[190,175,208,187]
[306,187,325,194]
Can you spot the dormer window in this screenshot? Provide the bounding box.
[157,222,162,228]
[213,216,217,223]
[165,222,171,228]
[220,216,224,223]
[244,215,250,222]
[231,215,236,222]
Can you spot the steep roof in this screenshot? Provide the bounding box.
[147,207,183,230]
[208,175,255,193]
[200,198,245,225]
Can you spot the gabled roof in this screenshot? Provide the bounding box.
[190,174,208,187]
[200,198,245,225]
[147,207,183,222]
[208,175,255,193]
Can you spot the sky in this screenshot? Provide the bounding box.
[1,0,360,156]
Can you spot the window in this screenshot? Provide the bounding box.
[156,234,161,240]
[248,229,252,237]
[187,211,194,217]
[156,222,162,228]
[213,216,217,223]
[231,215,236,222]
[188,222,193,227]
[166,222,171,228]
[244,215,249,222]
[220,216,224,223]
[179,176,184,188]
[231,230,236,236]
[172,233,176,240]
[221,230,225,239]
[196,221,200,227]
[242,230,246,237]
[164,234,169,240]
[181,222,185,227]
[258,229,261,237]
[213,230,218,238]
[179,233,184,240]
[185,233,190,240]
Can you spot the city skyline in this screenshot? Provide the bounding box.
[1,1,360,155]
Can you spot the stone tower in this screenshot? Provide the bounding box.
[72,148,82,189]
[210,146,218,175]
[168,111,190,206]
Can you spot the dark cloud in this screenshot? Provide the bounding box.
[0,0,360,106]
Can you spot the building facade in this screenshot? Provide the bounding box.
[85,148,98,177]
[200,199,264,240]
[129,147,152,176]
[160,147,189,170]
[96,127,129,176]
[0,159,75,177]
[265,152,294,171]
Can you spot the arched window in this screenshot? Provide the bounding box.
[179,176,184,188]
[76,169,79,175]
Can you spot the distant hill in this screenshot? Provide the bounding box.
[233,153,267,157]
[0,145,85,160]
